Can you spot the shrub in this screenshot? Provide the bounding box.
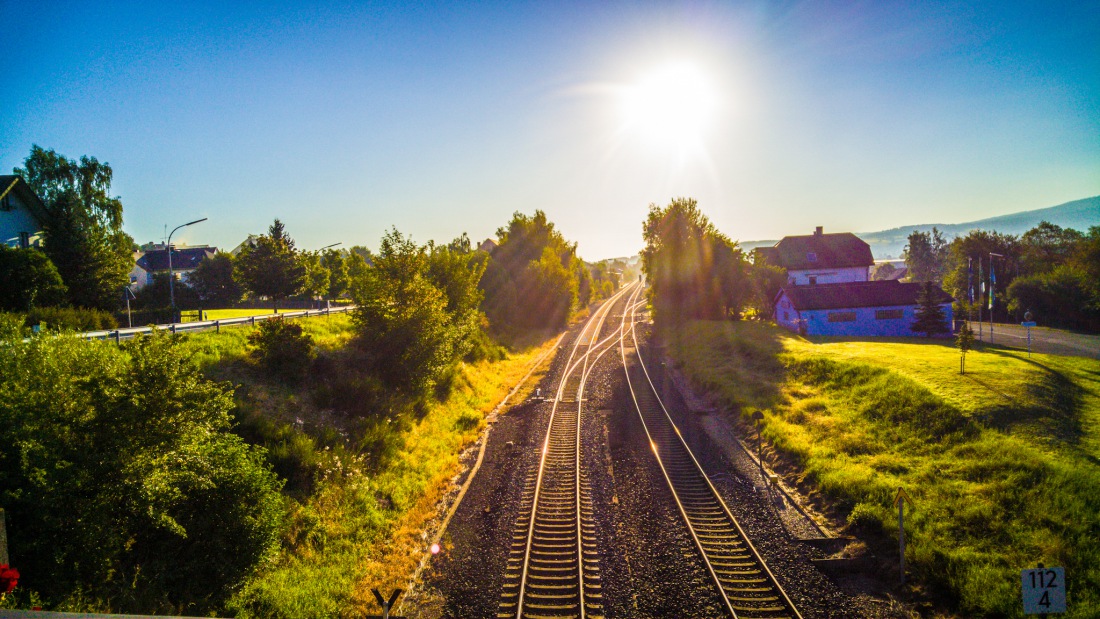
[0,332,284,613]
[24,306,118,331]
[248,317,315,382]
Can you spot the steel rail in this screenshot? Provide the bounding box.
[617,293,803,619]
[501,283,636,619]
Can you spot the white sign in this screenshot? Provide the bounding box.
[1022,567,1066,614]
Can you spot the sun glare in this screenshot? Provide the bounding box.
[620,62,717,150]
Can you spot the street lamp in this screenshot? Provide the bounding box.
[167,217,207,323]
[318,242,342,251]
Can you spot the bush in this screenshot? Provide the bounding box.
[249,317,315,382]
[24,306,118,331]
[0,332,284,613]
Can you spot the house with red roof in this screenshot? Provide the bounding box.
[763,227,953,336]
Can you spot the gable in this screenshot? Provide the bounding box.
[0,175,48,225]
[769,232,873,270]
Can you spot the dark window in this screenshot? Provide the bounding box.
[0,195,11,211]
[808,276,817,285]
[827,311,857,322]
[783,311,790,321]
[807,252,818,262]
[19,232,30,248]
[875,309,904,320]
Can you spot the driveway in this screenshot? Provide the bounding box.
[973,322,1100,360]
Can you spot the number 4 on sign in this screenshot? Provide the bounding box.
[1022,564,1066,615]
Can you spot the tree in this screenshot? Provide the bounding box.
[352,230,459,397]
[911,281,950,338]
[747,259,787,319]
[234,219,305,312]
[871,262,897,281]
[641,197,749,326]
[319,248,349,301]
[15,146,135,310]
[943,230,1021,322]
[481,210,583,332]
[0,245,67,311]
[902,228,949,285]
[297,250,330,304]
[188,252,242,306]
[956,321,975,373]
[1021,221,1083,274]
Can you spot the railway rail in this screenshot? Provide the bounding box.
[498,283,637,619]
[617,286,804,619]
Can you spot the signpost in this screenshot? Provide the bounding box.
[894,488,914,585]
[1021,321,1036,357]
[751,410,765,485]
[370,588,404,619]
[1022,564,1066,615]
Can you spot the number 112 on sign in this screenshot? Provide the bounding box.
[1022,567,1066,614]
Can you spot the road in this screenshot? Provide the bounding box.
[975,322,1100,359]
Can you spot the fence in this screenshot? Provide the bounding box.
[78,306,355,343]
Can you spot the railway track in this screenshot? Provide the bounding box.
[498,283,637,619]
[617,286,804,619]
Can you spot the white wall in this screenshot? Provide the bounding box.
[787,266,869,286]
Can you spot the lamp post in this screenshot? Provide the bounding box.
[167,217,207,323]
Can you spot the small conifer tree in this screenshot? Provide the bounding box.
[911,281,949,338]
[956,320,975,373]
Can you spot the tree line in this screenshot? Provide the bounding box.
[902,222,1100,331]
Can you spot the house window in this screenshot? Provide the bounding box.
[875,309,904,320]
[19,232,30,248]
[808,276,817,285]
[783,311,790,321]
[827,311,857,322]
[807,252,818,262]
[0,195,10,211]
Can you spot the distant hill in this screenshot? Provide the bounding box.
[742,195,1100,259]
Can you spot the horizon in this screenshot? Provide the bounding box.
[3,2,1098,261]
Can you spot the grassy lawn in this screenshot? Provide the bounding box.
[667,321,1100,618]
[201,308,304,320]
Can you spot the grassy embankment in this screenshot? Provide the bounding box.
[172,314,557,617]
[667,321,1100,618]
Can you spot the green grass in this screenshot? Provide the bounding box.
[203,308,305,320]
[668,321,1100,618]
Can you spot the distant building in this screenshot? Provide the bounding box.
[764,226,954,337]
[130,245,217,290]
[0,175,47,249]
[775,280,954,337]
[231,234,261,256]
[477,238,498,254]
[755,226,874,286]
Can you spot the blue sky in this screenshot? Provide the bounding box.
[2,1,1097,260]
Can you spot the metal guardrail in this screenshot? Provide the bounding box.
[76,306,356,343]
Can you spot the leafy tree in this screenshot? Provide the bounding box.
[1007,265,1097,331]
[747,258,787,319]
[132,274,199,311]
[641,197,749,325]
[188,252,242,306]
[234,219,305,312]
[943,230,1021,322]
[911,281,950,338]
[15,146,135,310]
[426,235,487,359]
[319,248,349,301]
[1020,221,1083,274]
[902,227,949,285]
[0,332,283,613]
[481,210,582,331]
[956,321,975,373]
[871,262,898,281]
[297,250,330,303]
[352,230,458,398]
[0,245,67,311]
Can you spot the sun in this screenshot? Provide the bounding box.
[619,61,717,150]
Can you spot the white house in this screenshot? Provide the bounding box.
[0,175,47,249]
[756,226,874,286]
[130,244,217,290]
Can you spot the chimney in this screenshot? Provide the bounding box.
[814,226,823,237]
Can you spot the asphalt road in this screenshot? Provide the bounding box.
[974,322,1100,359]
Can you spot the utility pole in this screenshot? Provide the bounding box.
[167,217,207,323]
